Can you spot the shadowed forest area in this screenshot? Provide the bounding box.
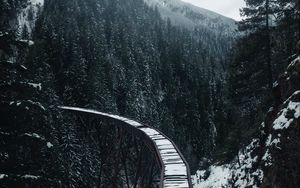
[0,0,299,187]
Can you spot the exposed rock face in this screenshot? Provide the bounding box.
[260,50,300,188]
[261,92,300,188]
[233,51,300,188]
[286,56,300,96]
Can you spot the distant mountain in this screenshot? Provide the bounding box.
[144,0,237,36]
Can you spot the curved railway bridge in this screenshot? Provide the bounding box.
[59,106,192,188]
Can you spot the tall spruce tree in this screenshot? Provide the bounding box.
[0,1,61,186]
[240,0,279,89]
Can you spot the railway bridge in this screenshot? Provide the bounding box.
[59,106,192,188]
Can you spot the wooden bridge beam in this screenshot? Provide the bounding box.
[59,106,192,188]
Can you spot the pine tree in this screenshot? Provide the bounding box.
[0,0,243,185]
[0,16,58,188]
[240,0,279,89]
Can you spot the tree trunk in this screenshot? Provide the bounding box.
[266,0,273,89]
[298,0,300,37]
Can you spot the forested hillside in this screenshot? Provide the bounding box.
[0,0,236,187]
[34,0,236,170]
[1,0,299,187]
[194,0,300,187]
[229,0,300,143]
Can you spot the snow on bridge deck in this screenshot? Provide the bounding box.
[59,106,192,188]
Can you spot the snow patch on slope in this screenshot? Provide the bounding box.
[31,0,44,5]
[230,138,263,188]
[17,0,44,37]
[20,82,42,90]
[47,142,53,148]
[192,139,263,188]
[273,100,300,130]
[193,90,300,188]
[0,174,8,179]
[21,174,41,180]
[193,165,230,188]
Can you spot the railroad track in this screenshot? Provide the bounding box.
[59,106,192,188]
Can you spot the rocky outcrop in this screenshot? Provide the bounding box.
[193,44,300,188]
[260,50,300,188]
[233,48,300,188]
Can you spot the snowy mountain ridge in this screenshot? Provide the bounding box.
[144,0,237,35]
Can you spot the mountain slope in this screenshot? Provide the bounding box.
[1,0,239,186]
[193,53,300,188]
[144,0,237,36]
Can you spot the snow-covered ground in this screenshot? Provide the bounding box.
[193,139,263,188]
[193,89,300,188]
[273,97,300,130]
[193,165,230,188]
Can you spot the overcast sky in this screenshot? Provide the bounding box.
[181,0,246,20]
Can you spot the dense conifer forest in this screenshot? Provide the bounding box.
[0,0,299,187]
